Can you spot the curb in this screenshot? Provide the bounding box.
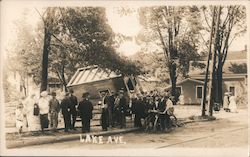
[6,127,140,149]
[181,118,215,125]
[6,119,213,149]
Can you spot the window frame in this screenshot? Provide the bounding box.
[196,85,203,99]
[176,86,182,95]
[228,86,236,96]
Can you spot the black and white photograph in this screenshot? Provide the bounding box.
[0,0,249,156]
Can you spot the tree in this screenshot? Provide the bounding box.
[37,8,61,92]
[58,7,142,77]
[22,7,142,92]
[201,5,246,106]
[138,6,204,104]
[6,9,43,96]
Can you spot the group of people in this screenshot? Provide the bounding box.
[15,88,175,135]
[97,90,176,132]
[98,90,128,131]
[223,92,238,113]
[130,92,175,131]
[15,90,80,134]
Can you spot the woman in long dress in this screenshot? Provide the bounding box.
[228,95,238,113]
[23,94,41,131]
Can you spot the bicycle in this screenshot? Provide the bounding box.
[144,109,165,132]
[144,109,184,132]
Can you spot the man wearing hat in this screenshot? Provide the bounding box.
[118,91,127,128]
[49,92,60,132]
[60,92,71,132]
[108,91,115,127]
[78,92,93,133]
[69,89,78,130]
[100,91,109,131]
[131,94,144,128]
[165,95,174,130]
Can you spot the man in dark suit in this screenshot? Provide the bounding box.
[60,92,71,132]
[108,91,115,127]
[131,94,144,128]
[118,91,127,128]
[100,92,109,131]
[77,92,93,133]
[157,95,167,131]
[69,89,78,130]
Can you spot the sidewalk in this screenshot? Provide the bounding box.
[6,120,137,149]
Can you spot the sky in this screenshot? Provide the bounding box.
[1,1,248,59]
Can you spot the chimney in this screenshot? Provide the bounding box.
[244,45,247,51]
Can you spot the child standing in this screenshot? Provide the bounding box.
[15,102,25,135]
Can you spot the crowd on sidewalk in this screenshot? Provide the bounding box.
[14,88,178,135]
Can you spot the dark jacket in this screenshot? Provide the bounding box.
[108,95,115,110]
[158,99,166,112]
[119,96,127,113]
[131,98,144,116]
[69,95,78,113]
[77,99,93,119]
[49,98,60,113]
[61,98,70,115]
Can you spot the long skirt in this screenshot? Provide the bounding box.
[229,102,237,113]
[40,114,49,130]
[26,113,41,131]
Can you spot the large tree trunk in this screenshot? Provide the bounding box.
[168,61,177,105]
[208,6,222,116]
[40,27,51,92]
[216,63,223,105]
[201,7,216,116]
[61,64,68,92]
[55,64,68,92]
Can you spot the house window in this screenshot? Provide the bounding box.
[229,86,235,96]
[196,86,203,99]
[176,86,182,95]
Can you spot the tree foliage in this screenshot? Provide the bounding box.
[58,7,142,76]
[138,6,205,102]
[7,7,142,93]
[228,63,247,74]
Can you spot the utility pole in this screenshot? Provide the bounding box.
[201,7,216,117]
[207,6,222,116]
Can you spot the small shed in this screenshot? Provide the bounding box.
[67,66,140,101]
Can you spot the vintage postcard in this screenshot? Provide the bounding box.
[0,0,249,156]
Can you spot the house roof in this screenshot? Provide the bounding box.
[189,60,247,75]
[190,49,247,75]
[67,66,121,87]
[200,49,247,61]
[165,78,204,90]
[190,73,247,80]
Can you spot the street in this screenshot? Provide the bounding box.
[22,108,248,149]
